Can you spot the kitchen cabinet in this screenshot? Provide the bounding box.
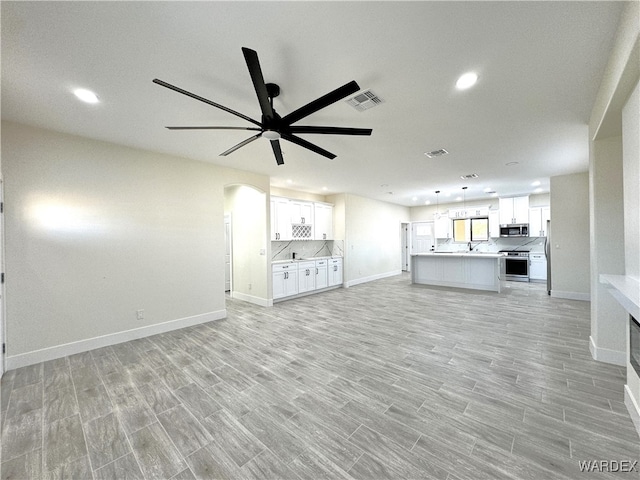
[314,203,333,240]
[289,200,313,225]
[489,210,500,238]
[434,213,451,239]
[272,263,298,299]
[499,196,530,224]
[271,197,292,241]
[297,261,316,294]
[327,258,343,287]
[529,206,550,237]
[529,253,547,281]
[315,259,329,289]
[449,206,489,219]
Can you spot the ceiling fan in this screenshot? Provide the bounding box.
[153,47,372,165]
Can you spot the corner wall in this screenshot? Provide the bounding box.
[549,172,591,301]
[342,194,410,286]
[1,121,269,369]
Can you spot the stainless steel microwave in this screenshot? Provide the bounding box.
[500,224,529,237]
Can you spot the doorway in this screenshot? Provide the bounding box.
[401,223,410,272]
[224,213,232,293]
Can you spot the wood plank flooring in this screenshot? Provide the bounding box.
[1,274,639,479]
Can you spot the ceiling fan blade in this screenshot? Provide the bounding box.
[281,80,361,126]
[270,139,284,166]
[242,47,275,122]
[166,126,262,131]
[288,126,372,136]
[153,78,261,127]
[281,133,336,160]
[220,133,262,156]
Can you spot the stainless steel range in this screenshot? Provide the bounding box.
[500,250,530,282]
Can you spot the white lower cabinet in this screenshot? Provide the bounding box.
[297,261,316,294]
[272,264,298,299]
[273,257,342,300]
[529,253,547,281]
[315,259,329,290]
[328,258,343,287]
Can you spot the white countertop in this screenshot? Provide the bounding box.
[600,274,640,319]
[272,256,339,264]
[412,252,505,259]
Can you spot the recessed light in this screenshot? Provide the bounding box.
[455,196,462,201]
[322,187,328,191]
[456,72,478,90]
[424,200,431,205]
[534,187,543,193]
[424,149,449,158]
[506,161,519,166]
[531,180,541,187]
[286,179,293,184]
[73,88,99,104]
[412,196,418,202]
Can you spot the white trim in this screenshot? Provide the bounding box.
[550,290,591,301]
[346,270,402,288]
[231,291,271,307]
[624,384,640,438]
[5,310,226,370]
[589,335,626,366]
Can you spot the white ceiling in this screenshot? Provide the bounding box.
[1,1,625,206]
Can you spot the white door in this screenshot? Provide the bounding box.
[224,214,232,292]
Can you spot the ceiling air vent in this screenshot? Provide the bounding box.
[460,173,479,179]
[424,149,449,158]
[346,90,383,112]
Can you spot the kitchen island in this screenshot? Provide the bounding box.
[411,252,505,292]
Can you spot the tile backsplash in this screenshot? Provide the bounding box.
[272,240,344,261]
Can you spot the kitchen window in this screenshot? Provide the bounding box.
[453,217,489,243]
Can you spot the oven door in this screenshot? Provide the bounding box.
[505,256,529,281]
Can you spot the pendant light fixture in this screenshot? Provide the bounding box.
[462,186,467,212]
[435,190,441,219]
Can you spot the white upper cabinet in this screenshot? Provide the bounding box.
[289,200,313,225]
[271,197,292,241]
[314,203,333,240]
[489,210,500,238]
[499,196,530,224]
[434,213,450,239]
[529,206,550,237]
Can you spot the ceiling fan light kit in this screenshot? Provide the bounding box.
[154,47,372,166]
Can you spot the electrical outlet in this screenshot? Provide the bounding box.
[136,309,144,320]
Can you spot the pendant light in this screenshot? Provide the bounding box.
[462,186,467,212]
[435,190,440,219]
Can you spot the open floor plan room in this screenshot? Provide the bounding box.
[2,274,638,480]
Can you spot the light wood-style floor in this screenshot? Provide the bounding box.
[1,274,639,479]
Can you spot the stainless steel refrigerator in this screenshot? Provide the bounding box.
[545,219,551,295]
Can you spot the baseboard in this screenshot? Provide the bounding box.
[624,385,640,439]
[346,270,402,288]
[551,290,591,302]
[6,309,226,370]
[231,291,272,307]
[589,335,626,366]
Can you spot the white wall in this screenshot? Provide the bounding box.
[549,172,591,300]
[342,194,410,286]
[587,0,639,433]
[623,80,640,414]
[589,136,626,364]
[1,121,269,368]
